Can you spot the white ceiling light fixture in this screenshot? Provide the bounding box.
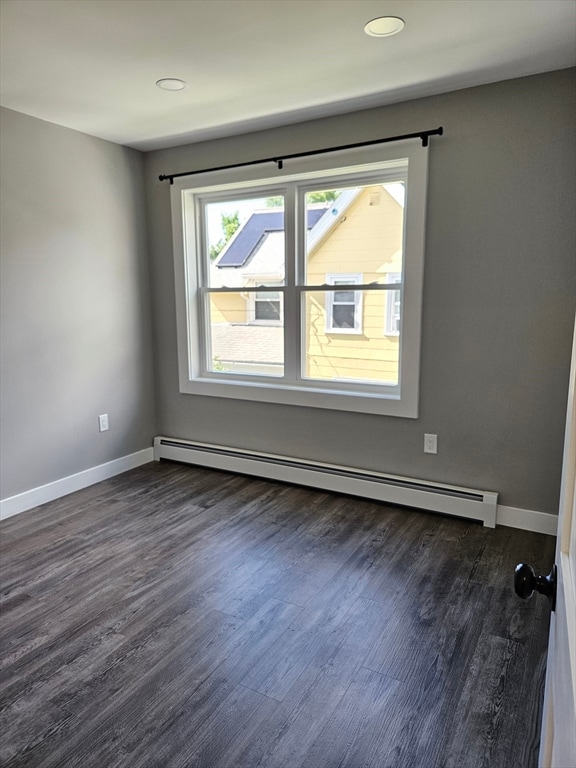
[364,16,405,37]
[156,78,187,91]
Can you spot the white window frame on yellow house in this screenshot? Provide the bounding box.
[385,272,402,336]
[325,274,363,334]
[170,140,428,417]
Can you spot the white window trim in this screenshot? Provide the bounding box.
[170,139,428,418]
[325,274,363,334]
[385,272,402,336]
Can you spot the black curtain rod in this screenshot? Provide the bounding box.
[159,126,443,184]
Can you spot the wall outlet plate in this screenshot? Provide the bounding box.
[424,433,437,454]
[98,414,109,432]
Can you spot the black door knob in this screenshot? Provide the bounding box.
[514,563,556,611]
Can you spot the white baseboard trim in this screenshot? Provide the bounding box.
[497,505,558,537]
[0,448,154,520]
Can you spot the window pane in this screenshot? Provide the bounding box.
[207,292,284,376]
[303,289,399,386]
[255,299,281,321]
[206,196,285,288]
[332,304,355,329]
[334,290,354,303]
[304,183,405,288]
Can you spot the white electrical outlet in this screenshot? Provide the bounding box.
[424,433,437,454]
[98,414,109,432]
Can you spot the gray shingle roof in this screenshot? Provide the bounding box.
[211,323,283,364]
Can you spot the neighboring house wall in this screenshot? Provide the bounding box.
[305,186,403,383]
[209,292,245,326]
[145,68,575,516]
[0,107,156,501]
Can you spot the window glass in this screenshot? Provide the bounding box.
[304,183,405,288]
[207,293,284,377]
[303,287,399,387]
[206,195,285,288]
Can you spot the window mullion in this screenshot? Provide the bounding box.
[198,288,211,376]
[296,187,309,381]
[197,200,211,376]
[283,184,299,384]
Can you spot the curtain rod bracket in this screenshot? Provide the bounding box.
[422,126,443,146]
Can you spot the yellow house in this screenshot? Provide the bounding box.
[210,184,404,385]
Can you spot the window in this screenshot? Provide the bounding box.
[170,140,428,416]
[254,290,281,322]
[251,283,283,324]
[385,273,402,335]
[326,275,362,333]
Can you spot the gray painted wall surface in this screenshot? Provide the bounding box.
[144,69,575,515]
[0,108,156,499]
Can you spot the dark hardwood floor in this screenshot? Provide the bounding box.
[0,461,555,768]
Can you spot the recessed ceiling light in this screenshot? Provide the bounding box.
[156,78,187,91]
[364,16,405,37]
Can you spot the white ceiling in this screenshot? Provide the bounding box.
[1,0,574,151]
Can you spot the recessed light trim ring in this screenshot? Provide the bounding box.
[156,78,187,91]
[364,16,405,37]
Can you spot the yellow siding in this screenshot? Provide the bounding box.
[209,292,247,325]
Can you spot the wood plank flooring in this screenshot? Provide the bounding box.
[0,460,555,768]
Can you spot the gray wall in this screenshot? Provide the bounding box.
[0,108,156,499]
[144,69,575,515]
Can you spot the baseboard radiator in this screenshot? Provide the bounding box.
[153,436,498,528]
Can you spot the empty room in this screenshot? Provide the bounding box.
[1,1,575,766]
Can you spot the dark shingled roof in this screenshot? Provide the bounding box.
[217,208,327,268]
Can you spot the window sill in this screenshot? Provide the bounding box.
[179,375,417,418]
[325,328,364,336]
[250,321,283,327]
